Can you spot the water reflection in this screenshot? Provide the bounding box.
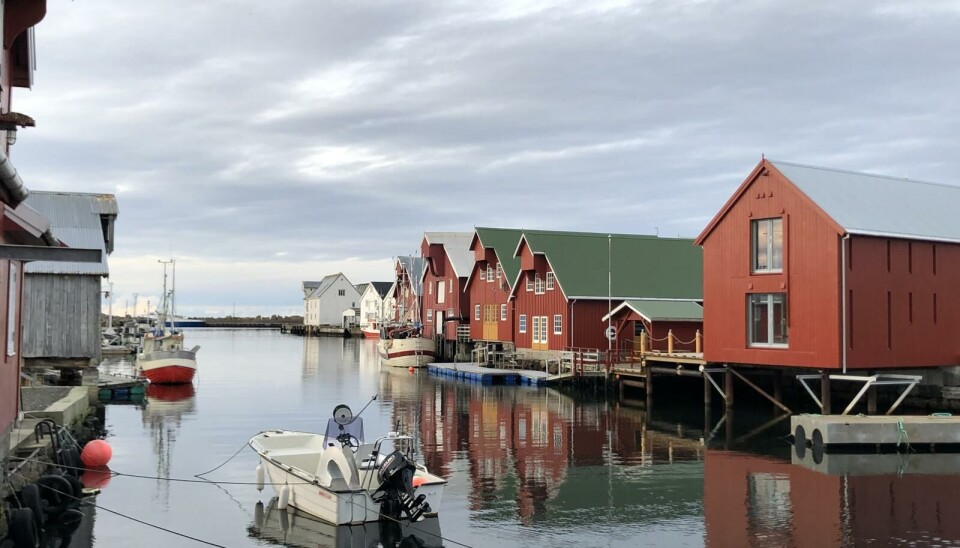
[248,498,444,548]
[141,383,197,506]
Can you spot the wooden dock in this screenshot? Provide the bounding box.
[792,413,960,450]
[427,362,568,386]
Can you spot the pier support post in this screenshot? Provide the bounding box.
[645,367,653,410]
[703,372,712,406]
[724,367,734,409]
[773,369,783,410]
[821,371,832,415]
[867,385,877,415]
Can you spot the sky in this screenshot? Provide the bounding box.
[11,0,960,317]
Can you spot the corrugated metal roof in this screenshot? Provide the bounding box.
[520,230,703,300]
[772,161,960,243]
[23,192,114,275]
[424,232,474,278]
[474,227,522,287]
[397,256,425,295]
[614,299,704,322]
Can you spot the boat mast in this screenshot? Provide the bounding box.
[158,259,174,334]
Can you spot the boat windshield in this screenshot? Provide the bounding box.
[322,417,364,447]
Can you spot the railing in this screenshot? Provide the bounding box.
[633,330,702,355]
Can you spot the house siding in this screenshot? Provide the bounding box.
[467,256,514,343]
[420,241,470,341]
[22,274,101,361]
[513,268,569,350]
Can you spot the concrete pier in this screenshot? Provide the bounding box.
[792,413,960,450]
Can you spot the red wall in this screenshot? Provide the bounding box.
[420,240,469,340]
[845,236,960,368]
[0,256,22,436]
[700,161,843,368]
[466,253,514,343]
[513,269,569,350]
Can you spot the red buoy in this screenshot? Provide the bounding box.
[81,439,113,467]
[408,367,415,374]
[81,465,112,489]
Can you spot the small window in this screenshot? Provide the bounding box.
[535,275,544,294]
[486,265,494,282]
[748,293,788,347]
[448,282,452,293]
[546,272,555,290]
[553,314,562,334]
[519,314,527,333]
[474,304,481,320]
[751,218,783,273]
[496,263,503,281]
[429,283,433,295]
[479,267,486,281]
[427,309,433,322]
[500,304,507,321]
[526,276,533,292]
[437,281,445,304]
[448,307,454,317]
[338,289,345,296]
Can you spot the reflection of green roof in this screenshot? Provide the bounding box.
[606,299,704,322]
[520,231,703,300]
[475,227,523,285]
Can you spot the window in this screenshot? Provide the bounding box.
[475,304,481,320]
[519,314,527,333]
[531,316,540,343]
[449,282,452,293]
[526,276,533,291]
[448,307,454,317]
[429,282,432,295]
[748,293,788,347]
[496,263,503,281]
[486,265,494,282]
[546,272,555,290]
[500,304,507,321]
[437,281,445,304]
[427,309,433,322]
[535,275,544,294]
[479,267,486,281]
[7,263,17,356]
[751,218,783,273]
[553,314,562,334]
[338,289,345,296]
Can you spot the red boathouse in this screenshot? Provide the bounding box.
[466,227,522,344]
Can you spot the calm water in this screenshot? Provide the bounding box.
[77,329,960,547]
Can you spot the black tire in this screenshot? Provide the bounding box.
[8,507,39,548]
[64,447,82,477]
[794,425,807,459]
[36,474,74,517]
[55,508,84,533]
[812,428,825,465]
[18,484,45,528]
[65,475,84,509]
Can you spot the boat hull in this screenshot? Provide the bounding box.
[377,338,436,368]
[139,350,197,384]
[360,327,380,339]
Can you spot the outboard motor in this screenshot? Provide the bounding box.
[372,450,431,522]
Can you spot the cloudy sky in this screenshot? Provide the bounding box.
[12,0,960,317]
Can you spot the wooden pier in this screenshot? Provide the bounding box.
[427,362,567,386]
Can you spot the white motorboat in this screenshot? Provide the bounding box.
[249,403,445,526]
[377,325,436,368]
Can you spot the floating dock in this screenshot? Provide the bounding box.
[792,414,960,451]
[98,373,148,402]
[427,362,556,386]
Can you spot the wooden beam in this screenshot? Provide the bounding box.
[729,367,793,414]
[0,244,101,263]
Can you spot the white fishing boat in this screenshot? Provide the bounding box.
[249,403,445,526]
[138,259,200,385]
[376,325,436,368]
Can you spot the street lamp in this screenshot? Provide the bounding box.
[0,112,35,146]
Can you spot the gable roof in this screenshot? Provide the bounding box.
[368,281,393,298]
[515,230,702,300]
[307,272,358,300]
[697,159,960,245]
[354,283,369,296]
[396,256,426,296]
[423,232,474,278]
[468,227,523,288]
[23,191,115,275]
[602,299,704,323]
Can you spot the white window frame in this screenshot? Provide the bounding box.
[7,262,17,356]
[531,316,540,343]
[553,314,562,335]
[535,275,544,295]
[437,281,445,304]
[479,267,486,281]
[486,265,494,282]
[474,304,481,321]
[748,293,788,348]
[496,263,503,281]
[426,309,433,322]
[500,304,507,321]
[519,314,527,333]
[752,218,783,274]
[546,272,555,290]
[526,276,533,292]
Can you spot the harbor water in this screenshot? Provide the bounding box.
[83,329,960,547]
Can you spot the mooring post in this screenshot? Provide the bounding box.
[724,366,734,409]
[821,371,832,414]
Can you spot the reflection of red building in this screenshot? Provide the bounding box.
[704,450,960,546]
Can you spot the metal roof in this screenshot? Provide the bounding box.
[603,299,704,323]
[307,273,350,299]
[772,161,960,243]
[517,230,703,300]
[423,232,474,278]
[368,281,393,298]
[397,256,426,296]
[23,192,115,276]
[473,227,523,287]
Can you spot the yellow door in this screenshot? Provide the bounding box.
[483,304,498,340]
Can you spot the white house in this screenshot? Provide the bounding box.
[357,281,394,329]
[302,273,362,327]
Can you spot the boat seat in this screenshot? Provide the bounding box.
[315,446,361,490]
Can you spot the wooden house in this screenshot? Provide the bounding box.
[392,256,425,323]
[602,299,703,353]
[22,191,117,369]
[357,281,393,329]
[302,273,361,328]
[695,159,960,371]
[465,227,522,344]
[511,230,702,356]
[419,232,473,345]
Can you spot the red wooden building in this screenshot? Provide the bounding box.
[390,255,425,323]
[602,299,703,353]
[511,230,702,354]
[465,227,521,344]
[419,232,473,346]
[696,159,960,370]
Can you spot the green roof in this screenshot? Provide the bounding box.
[608,299,704,322]
[520,231,703,300]
[474,227,523,285]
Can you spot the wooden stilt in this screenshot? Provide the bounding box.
[725,409,735,449]
[821,371,832,415]
[645,367,653,410]
[703,372,712,406]
[867,385,877,415]
[724,367,734,409]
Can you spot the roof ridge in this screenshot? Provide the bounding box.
[770,159,960,192]
[524,229,693,241]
